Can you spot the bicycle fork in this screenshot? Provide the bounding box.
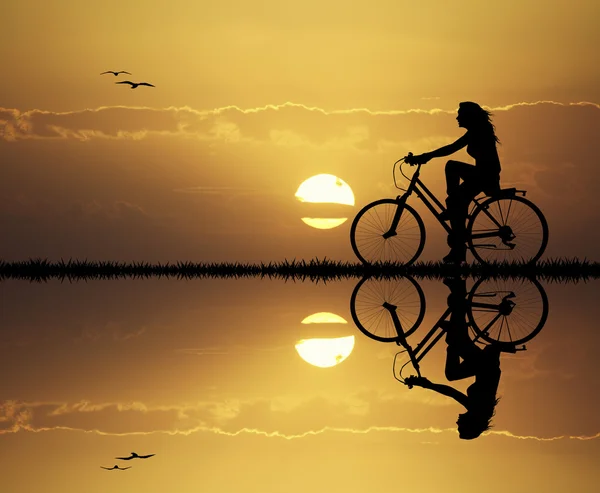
[381,197,407,240]
[382,301,422,377]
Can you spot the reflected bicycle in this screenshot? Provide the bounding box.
[350,276,549,380]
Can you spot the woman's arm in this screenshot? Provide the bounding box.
[424,133,469,160]
[423,381,469,408]
[405,376,469,408]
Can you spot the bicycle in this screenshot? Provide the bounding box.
[350,154,549,265]
[349,275,549,381]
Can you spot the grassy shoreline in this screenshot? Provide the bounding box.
[1,258,598,282]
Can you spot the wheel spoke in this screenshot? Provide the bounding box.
[351,200,425,265]
[467,278,548,346]
[468,196,548,265]
[350,277,426,342]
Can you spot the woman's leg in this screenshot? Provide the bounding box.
[445,319,484,380]
[445,160,477,196]
[444,277,484,380]
[444,162,483,261]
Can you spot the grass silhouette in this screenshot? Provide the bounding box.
[1,258,599,282]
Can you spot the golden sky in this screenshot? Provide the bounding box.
[1,1,600,262]
[2,1,600,491]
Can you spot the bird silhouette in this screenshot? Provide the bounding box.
[101,465,131,470]
[115,81,155,89]
[100,71,131,76]
[116,452,156,460]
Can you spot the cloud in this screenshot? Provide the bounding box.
[66,200,150,221]
[0,393,441,436]
[2,397,598,443]
[3,100,597,148]
[75,322,148,343]
[176,345,288,356]
[172,186,262,195]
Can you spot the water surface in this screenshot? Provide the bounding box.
[1,277,598,492]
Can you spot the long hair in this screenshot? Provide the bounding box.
[459,396,502,440]
[459,101,500,144]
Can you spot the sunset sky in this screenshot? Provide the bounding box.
[1,1,600,491]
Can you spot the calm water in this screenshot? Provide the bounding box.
[1,277,599,493]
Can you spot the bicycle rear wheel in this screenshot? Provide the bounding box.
[467,195,549,265]
[350,276,426,342]
[350,199,425,265]
[467,277,548,347]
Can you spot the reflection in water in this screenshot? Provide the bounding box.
[350,275,549,439]
[296,311,354,367]
[301,312,348,324]
[3,276,600,492]
[294,336,355,368]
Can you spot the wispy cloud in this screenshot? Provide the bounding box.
[2,398,597,442]
[2,100,598,143]
[3,419,598,443]
[172,186,263,195]
[175,345,290,356]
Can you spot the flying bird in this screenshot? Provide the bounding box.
[116,452,156,460]
[115,81,155,89]
[101,465,131,470]
[101,71,131,76]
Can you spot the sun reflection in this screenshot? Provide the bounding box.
[301,312,348,324]
[300,218,348,229]
[294,336,355,368]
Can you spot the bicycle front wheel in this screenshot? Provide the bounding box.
[467,195,549,265]
[467,277,548,347]
[350,276,426,342]
[350,199,425,265]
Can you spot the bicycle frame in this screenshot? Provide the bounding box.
[383,160,529,249]
[383,163,452,238]
[384,290,525,379]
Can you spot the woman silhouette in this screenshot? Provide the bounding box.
[405,277,501,440]
[407,102,502,264]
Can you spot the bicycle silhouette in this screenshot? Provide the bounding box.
[350,155,549,265]
[349,275,549,381]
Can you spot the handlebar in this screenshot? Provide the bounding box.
[401,152,424,167]
[393,153,423,191]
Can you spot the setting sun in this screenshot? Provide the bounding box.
[295,174,355,229]
[295,174,355,206]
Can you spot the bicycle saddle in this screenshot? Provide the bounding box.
[487,187,518,197]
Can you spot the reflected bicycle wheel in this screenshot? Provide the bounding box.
[350,199,426,266]
[467,195,549,265]
[350,276,426,342]
[467,277,548,347]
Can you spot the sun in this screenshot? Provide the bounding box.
[295,174,355,230]
[295,312,354,368]
[301,312,348,324]
[295,174,355,205]
[294,336,355,368]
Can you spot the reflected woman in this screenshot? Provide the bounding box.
[407,102,502,264]
[405,277,502,440]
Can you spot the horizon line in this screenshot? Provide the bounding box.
[1,257,598,282]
